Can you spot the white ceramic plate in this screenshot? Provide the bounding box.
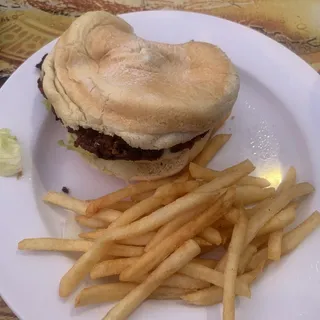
[1,10,320,320]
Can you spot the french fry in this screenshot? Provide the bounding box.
[268,230,283,261]
[109,181,199,229]
[83,166,251,246]
[181,286,223,306]
[75,283,194,306]
[131,191,155,202]
[120,189,234,281]
[235,186,275,206]
[189,163,270,188]
[224,207,240,224]
[132,273,210,290]
[238,244,257,274]
[91,258,139,279]
[257,206,296,236]
[104,239,200,320]
[75,216,109,229]
[246,197,274,217]
[281,211,320,254]
[199,227,222,245]
[91,257,218,279]
[18,238,92,252]
[43,192,87,214]
[86,176,180,216]
[193,237,212,247]
[94,209,122,223]
[79,230,155,246]
[109,201,135,212]
[181,262,264,306]
[193,134,231,166]
[276,166,296,194]
[245,183,314,246]
[179,263,250,297]
[18,238,144,257]
[239,261,265,284]
[223,211,248,320]
[250,234,269,248]
[145,205,206,252]
[192,258,218,269]
[248,211,320,270]
[117,233,156,246]
[59,238,114,297]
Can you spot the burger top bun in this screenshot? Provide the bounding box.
[42,11,239,150]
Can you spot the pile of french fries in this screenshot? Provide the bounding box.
[18,134,320,320]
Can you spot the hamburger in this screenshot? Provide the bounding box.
[38,11,240,181]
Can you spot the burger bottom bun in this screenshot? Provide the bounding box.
[70,111,231,181]
[75,131,211,181]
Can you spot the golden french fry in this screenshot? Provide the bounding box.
[78,229,110,240]
[79,230,155,246]
[246,197,274,217]
[268,230,283,261]
[75,283,193,306]
[181,261,265,306]
[224,208,240,224]
[132,273,210,290]
[257,206,296,236]
[86,167,250,246]
[18,238,92,252]
[109,181,199,229]
[91,258,139,279]
[240,261,265,285]
[86,176,180,216]
[238,244,257,275]
[193,237,212,247]
[193,134,231,166]
[281,211,320,254]
[109,201,135,212]
[75,216,109,229]
[117,233,156,246]
[181,286,223,306]
[179,263,250,297]
[189,163,270,187]
[199,227,222,245]
[94,209,122,223]
[223,211,248,320]
[250,234,269,249]
[235,186,275,206]
[192,258,218,269]
[248,211,320,270]
[43,192,87,214]
[120,189,234,281]
[104,239,200,320]
[59,239,114,297]
[91,257,218,279]
[276,166,296,194]
[18,238,144,257]
[145,205,206,252]
[245,183,314,246]
[131,191,155,202]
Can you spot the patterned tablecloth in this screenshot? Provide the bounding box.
[0,0,319,318]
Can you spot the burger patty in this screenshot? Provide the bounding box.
[37,57,207,161]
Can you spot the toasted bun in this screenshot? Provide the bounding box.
[42,11,239,150]
[74,131,211,181]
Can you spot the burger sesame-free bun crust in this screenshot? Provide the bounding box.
[42,11,239,150]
